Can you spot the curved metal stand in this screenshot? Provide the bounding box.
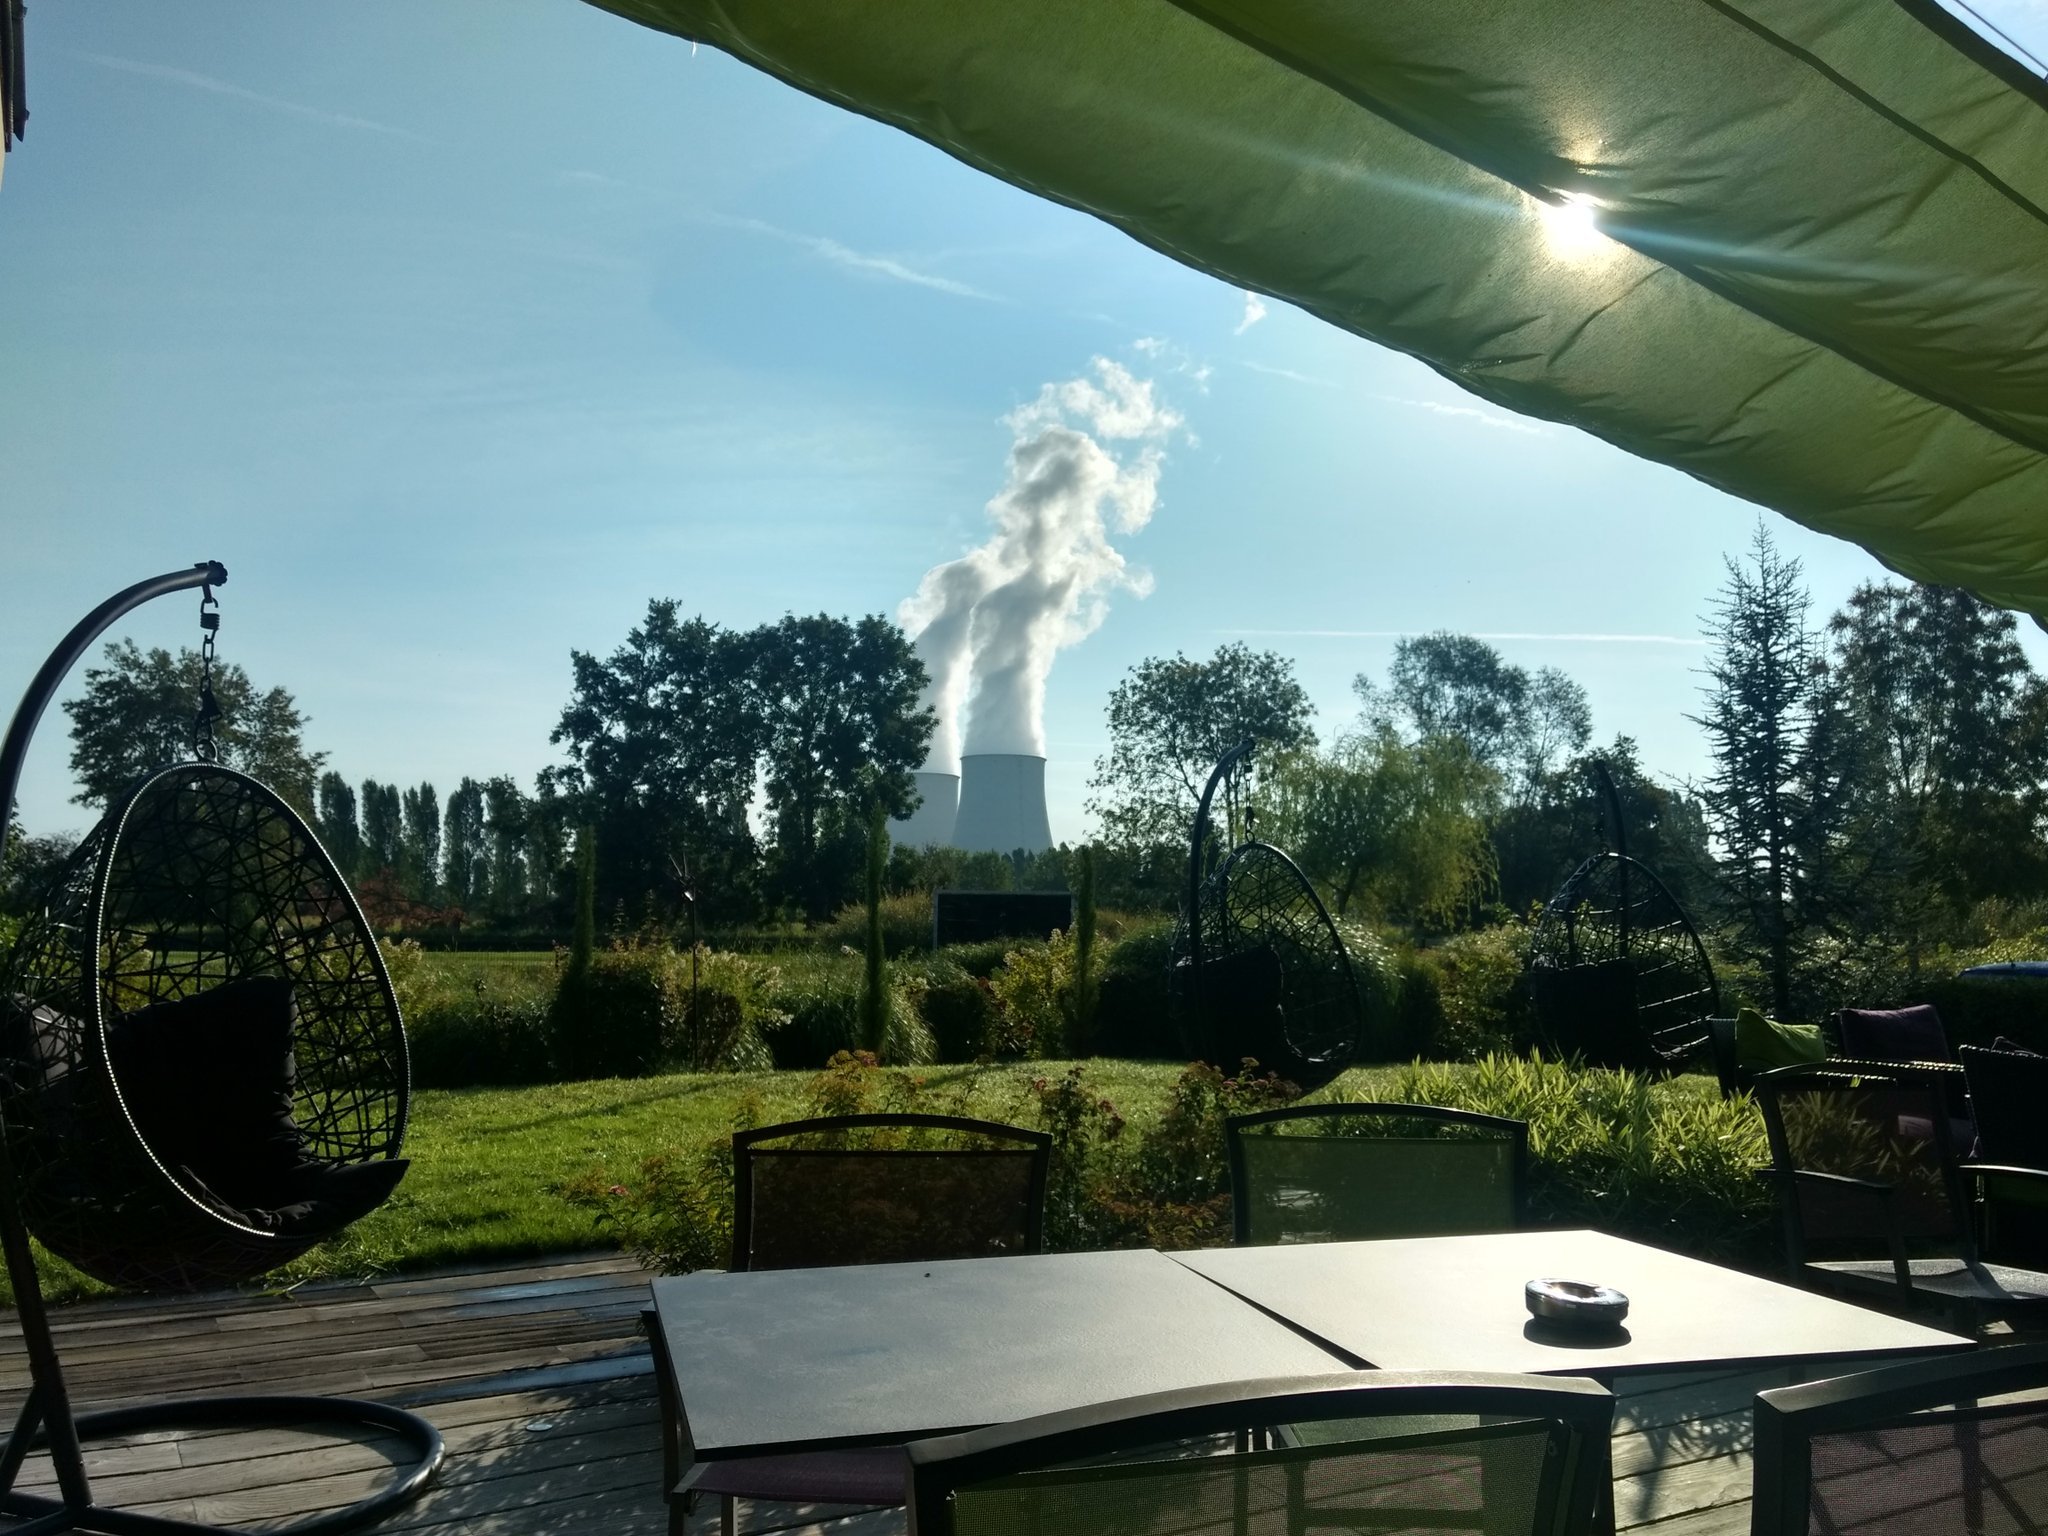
[0,564,444,1534]
[0,1395,444,1536]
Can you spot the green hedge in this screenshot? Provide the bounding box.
[1900,975,2048,1053]
[573,1053,1781,1275]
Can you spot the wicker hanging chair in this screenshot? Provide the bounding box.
[0,563,439,1536]
[1,760,410,1292]
[1525,763,1718,1072]
[1169,742,1364,1091]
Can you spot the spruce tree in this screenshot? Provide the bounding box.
[1691,525,1826,1015]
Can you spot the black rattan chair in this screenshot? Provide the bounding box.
[1751,1342,2048,1536]
[906,1371,1614,1536]
[1753,1061,2048,1327]
[1225,1102,1527,1246]
[2,762,411,1292]
[652,1112,1051,1536]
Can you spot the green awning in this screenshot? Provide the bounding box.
[588,0,2048,617]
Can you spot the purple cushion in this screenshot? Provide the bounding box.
[1836,1004,1950,1063]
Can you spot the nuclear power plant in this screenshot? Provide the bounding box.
[893,770,960,849]
[951,754,1053,855]
[889,359,1180,861]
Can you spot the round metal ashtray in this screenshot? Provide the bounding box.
[1525,1278,1630,1328]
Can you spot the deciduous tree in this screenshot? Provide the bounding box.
[1088,644,1315,850]
[64,640,325,814]
[753,612,932,920]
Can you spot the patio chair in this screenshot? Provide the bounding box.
[905,1370,1614,1536]
[1750,1341,2048,1536]
[1751,1061,2048,1327]
[1226,1102,1527,1246]
[1961,1043,2048,1268]
[652,1112,1051,1536]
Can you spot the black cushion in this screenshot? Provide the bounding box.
[109,976,305,1208]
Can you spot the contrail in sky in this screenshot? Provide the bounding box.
[1222,629,1704,646]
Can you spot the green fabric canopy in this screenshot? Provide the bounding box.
[589,0,2048,617]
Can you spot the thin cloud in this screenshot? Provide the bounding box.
[554,179,1001,301]
[700,211,1002,302]
[1222,629,1704,646]
[1373,393,1543,435]
[1243,361,1336,388]
[75,52,431,141]
[1235,291,1269,334]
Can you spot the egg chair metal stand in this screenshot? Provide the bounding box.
[0,562,442,1536]
[1525,760,1719,1073]
[1168,740,1364,1092]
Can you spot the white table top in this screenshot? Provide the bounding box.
[1171,1229,1973,1377]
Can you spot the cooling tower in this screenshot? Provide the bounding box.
[892,771,960,849]
[952,754,1053,855]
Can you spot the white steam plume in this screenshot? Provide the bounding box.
[901,358,1181,766]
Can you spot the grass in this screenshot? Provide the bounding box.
[13,1058,1749,1310]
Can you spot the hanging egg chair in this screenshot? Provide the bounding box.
[1168,741,1364,1091]
[0,563,439,1536]
[2,760,410,1292]
[1525,761,1718,1072]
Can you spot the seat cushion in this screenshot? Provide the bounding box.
[108,976,305,1208]
[1734,1006,1827,1071]
[1836,1004,1950,1063]
[1812,1258,2048,1305]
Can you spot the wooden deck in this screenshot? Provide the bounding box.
[0,1251,1848,1534]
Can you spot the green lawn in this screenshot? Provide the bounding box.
[15,1056,1751,1310]
[17,1060,1235,1308]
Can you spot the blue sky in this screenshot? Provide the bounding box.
[4,0,2045,847]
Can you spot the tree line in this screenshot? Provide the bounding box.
[24,602,933,934]
[16,540,2047,999]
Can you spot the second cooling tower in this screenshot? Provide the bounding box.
[951,754,1053,855]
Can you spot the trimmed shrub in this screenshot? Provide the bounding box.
[817,892,933,958]
[935,938,1015,980]
[987,932,1077,1058]
[1427,925,1534,1059]
[1093,918,1179,1059]
[407,994,556,1088]
[899,956,997,1063]
[1378,1053,1774,1264]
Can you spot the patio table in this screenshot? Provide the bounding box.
[647,1246,1351,1473]
[1170,1228,1973,1378]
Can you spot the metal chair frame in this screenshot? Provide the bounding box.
[652,1111,1051,1535]
[731,1112,1052,1271]
[1751,1342,2048,1536]
[905,1371,1614,1536]
[1752,1060,2048,1326]
[1225,1101,1529,1245]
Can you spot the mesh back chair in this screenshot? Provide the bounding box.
[1960,1045,2048,1270]
[731,1113,1050,1271]
[1752,1062,2048,1325]
[1226,1103,1527,1246]
[1752,1342,2048,1536]
[657,1113,1051,1536]
[906,1371,1613,1536]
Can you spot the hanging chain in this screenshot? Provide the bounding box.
[193,581,222,763]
